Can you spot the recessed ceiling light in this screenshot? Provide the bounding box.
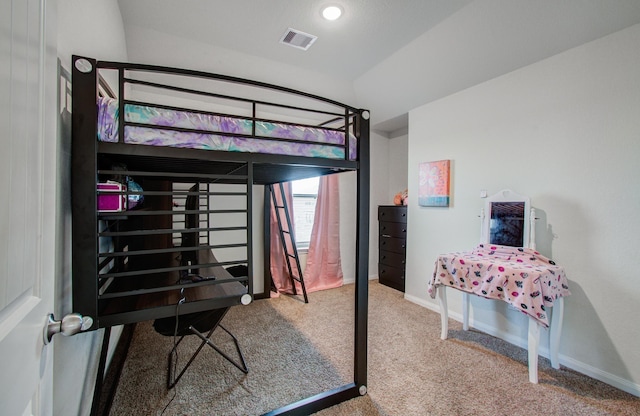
[322,5,342,21]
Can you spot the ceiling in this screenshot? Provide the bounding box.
[117,0,473,83]
[116,0,640,134]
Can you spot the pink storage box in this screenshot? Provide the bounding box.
[97,182,127,212]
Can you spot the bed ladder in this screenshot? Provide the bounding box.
[269,183,309,303]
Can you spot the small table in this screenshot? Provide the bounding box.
[428,244,570,383]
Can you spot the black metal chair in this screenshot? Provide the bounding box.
[153,305,248,389]
[157,185,249,388]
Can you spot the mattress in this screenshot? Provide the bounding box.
[97,97,357,160]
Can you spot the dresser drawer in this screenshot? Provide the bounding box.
[377,205,408,292]
[378,263,405,291]
[379,236,406,254]
[379,249,406,268]
[379,221,407,238]
[378,206,407,223]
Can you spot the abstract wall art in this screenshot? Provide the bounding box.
[418,159,450,207]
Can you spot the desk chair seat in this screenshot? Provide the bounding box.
[154,307,248,389]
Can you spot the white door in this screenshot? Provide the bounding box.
[0,1,56,415]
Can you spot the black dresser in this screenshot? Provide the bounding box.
[378,205,407,292]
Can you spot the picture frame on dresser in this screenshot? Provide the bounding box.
[378,205,407,292]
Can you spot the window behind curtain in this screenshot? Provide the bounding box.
[291,177,319,250]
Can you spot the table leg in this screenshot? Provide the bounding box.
[437,287,448,340]
[528,317,541,383]
[549,297,564,369]
[462,292,470,331]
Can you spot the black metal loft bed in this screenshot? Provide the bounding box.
[70,56,370,415]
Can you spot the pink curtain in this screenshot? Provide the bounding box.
[303,174,343,292]
[269,182,297,294]
[269,175,343,295]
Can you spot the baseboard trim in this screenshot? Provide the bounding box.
[404,293,440,314]
[559,355,640,397]
[403,293,640,398]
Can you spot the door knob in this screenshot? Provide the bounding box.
[44,313,94,344]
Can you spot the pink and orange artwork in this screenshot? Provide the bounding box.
[418,160,450,207]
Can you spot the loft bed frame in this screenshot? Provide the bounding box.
[70,56,370,415]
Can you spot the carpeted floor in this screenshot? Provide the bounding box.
[109,281,640,415]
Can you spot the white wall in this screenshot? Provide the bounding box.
[366,132,409,280]
[405,24,640,395]
[387,134,409,202]
[55,2,128,415]
[368,132,391,276]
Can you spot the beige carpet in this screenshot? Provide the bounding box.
[109,281,640,415]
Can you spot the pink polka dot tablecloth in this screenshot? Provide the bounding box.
[429,244,570,327]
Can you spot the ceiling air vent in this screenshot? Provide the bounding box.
[279,28,318,51]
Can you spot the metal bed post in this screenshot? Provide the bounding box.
[71,56,99,329]
[90,327,111,416]
[246,162,254,297]
[354,110,370,392]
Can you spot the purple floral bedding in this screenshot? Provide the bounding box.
[97,97,357,160]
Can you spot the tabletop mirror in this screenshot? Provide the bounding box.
[481,189,532,248]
